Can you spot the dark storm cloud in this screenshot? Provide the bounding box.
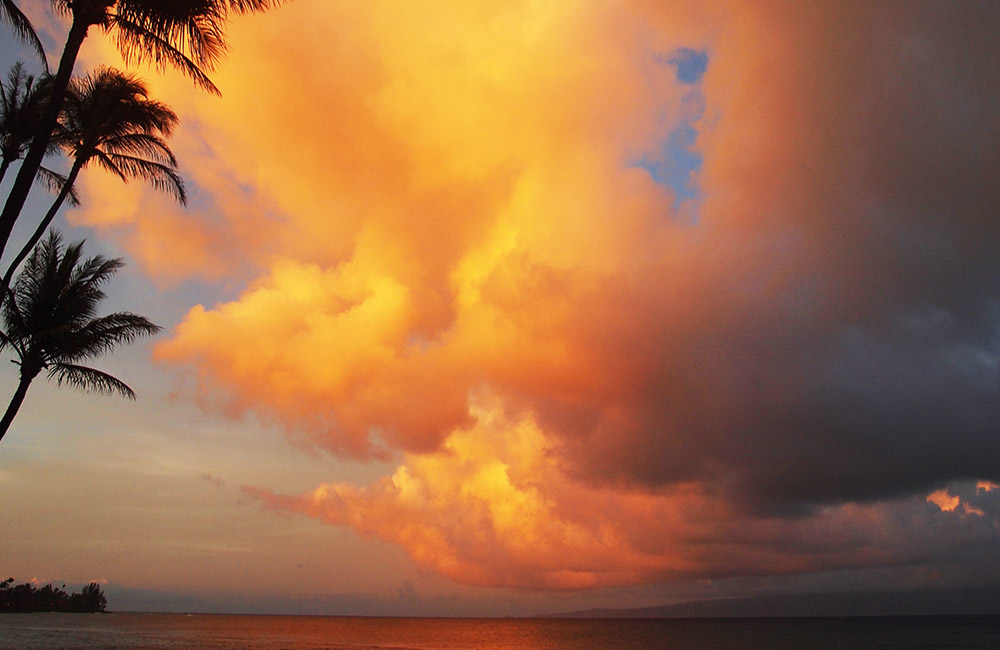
[551,1,1000,510]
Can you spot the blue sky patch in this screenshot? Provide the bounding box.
[669,48,708,84]
[632,48,708,206]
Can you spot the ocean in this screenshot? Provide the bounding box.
[2,613,1000,649]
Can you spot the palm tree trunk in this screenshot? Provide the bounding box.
[0,14,90,261]
[0,161,83,302]
[0,372,34,444]
[0,158,10,185]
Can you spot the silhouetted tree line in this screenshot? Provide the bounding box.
[0,577,106,612]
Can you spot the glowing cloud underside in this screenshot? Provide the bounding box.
[926,490,960,513]
[66,0,1000,588]
[247,391,708,589]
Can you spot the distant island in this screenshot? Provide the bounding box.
[1,578,107,613]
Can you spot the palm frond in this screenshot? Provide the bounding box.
[55,239,84,288]
[104,98,178,137]
[104,132,178,166]
[115,1,228,61]
[71,254,124,289]
[0,61,30,117]
[49,363,136,399]
[61,312,161,361]
[89,148,129,182]
[1,286,29,358]
[1,63,56,161]
[55,258,120,328]
[224,1,289,13]
[12,232,62,322]
[108,13,222,95]
[108,0,288,94]
[58,254,122,320]
[0,1,46,65]
[99,152,187,204]
[11,234,99,333]
[58,67,186,204]
[48,1,71,19]
[36,166,82,206]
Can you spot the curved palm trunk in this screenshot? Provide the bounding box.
[0,372,34,444]
[0,161,83,302]
[0,158,10,185]
[0,15,90,261]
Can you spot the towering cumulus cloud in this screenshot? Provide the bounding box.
[74,0,1000,587]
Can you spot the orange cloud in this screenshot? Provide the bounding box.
[927,489,960,513]
[247,391,707,589]
[68,167,230,286]
[926,486,995,518]
[247,391,963,589]
[58,0,1000,589]
[963,503,986,518]
[978,481,1000,493]
[151,0,687,458]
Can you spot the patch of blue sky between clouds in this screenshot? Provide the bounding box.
[631,48,707,210]
[669,48,708,85]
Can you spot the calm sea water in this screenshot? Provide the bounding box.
[2,613,1000,650]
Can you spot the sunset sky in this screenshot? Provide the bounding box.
[2,0,1000,616]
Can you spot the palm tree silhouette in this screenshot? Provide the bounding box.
[0,66,186,301]
[0,62,81,219]
[0,231,161,444]
[0,0,286,265]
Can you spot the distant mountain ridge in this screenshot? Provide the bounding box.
[545,588,1000,619]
